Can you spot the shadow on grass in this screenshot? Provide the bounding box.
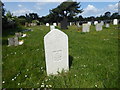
[69,55,73,69]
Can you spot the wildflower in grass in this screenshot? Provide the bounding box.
[74,74,77,77]
[49,79,51,81]
[49,85,52,87]
[12,79,14,81]
[25,75,28,78]
[14,52,16,54]
[41,67,43,69]
[95,84,98,87]
[41,85,44,87]
[14,77,17,79]
[37,83,39,85]
[18,83,20,85]
[27,69,29,71]
[46,85,48,87]
[45,79,48,82]
[2,81,5,84]
[42,82,44,85]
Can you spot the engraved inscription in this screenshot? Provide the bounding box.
[53,50,62,61]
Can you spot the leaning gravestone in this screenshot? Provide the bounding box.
[50,25,55,30]
[105,23,110,28]
[96,23,102,31]
[82,24,90,32]
[44,29,69,75]
[113,19,118,25]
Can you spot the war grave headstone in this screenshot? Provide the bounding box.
[94,21,98,25]
[100,21,104,26]
[53,23,57,26]
[44,29,69,75]
[96,23,102,31]
[113,19,118,25]
[87,22,91,26]
[46,23,49,26]
[50,25,55,30]
[106,23,110,28]
[82,24,90,32]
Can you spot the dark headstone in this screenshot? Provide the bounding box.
[60,18,68,29]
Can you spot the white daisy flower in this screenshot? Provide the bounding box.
[2,81,5,84]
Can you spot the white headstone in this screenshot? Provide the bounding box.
[50,25,55,30]
[100,21,104,26]
[96,23,102,31]
[44,29,69,75]
[87,22,91,26]
[94,21,98,25]
[113,19,118,25]
[70,22,72,26]
[82,24,90,32]
[106,24,110,28]
[53,23,57,26]
[46,23,49,26]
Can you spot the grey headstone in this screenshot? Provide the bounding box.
[96,23,102,31]
[60,18,68,29]
[44,29,69,75]
[106,24,110,28]
[82,24,90,32]
[8,38,14,46]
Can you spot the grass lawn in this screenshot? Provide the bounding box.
[2,25,119,88]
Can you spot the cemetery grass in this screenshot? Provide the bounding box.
[2,25,119,88]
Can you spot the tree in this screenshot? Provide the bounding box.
[50,0,83,29]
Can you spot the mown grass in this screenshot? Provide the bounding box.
[2,24,119,88]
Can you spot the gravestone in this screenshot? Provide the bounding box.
[100,21,104,26]
[113,19,118,25]
[82,24,90,32]
[8,37,19,46]
[87,22,91,26]
[15,32,22,38]
[106,23,110,28]
[94,21,98,25]
[50,25,55,30]
[53,23,57,26]
[46,23,49,26]
[8,38,14,46]
[60,18,68,29]
[96,23,102,31]
[44,29,69,75]
[70,22,72,26]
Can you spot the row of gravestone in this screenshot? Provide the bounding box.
[45,19,118,27]
[8,32,26,46]
[44,21,112,76]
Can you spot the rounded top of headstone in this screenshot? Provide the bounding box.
[44,29,68,40]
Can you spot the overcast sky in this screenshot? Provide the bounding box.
[3,1,118,17]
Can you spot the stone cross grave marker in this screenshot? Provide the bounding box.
[96,23,102,31]
[113,19,118,25]
[82,24,90,32]
[50,25,55,30]
[44,29,69,75]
